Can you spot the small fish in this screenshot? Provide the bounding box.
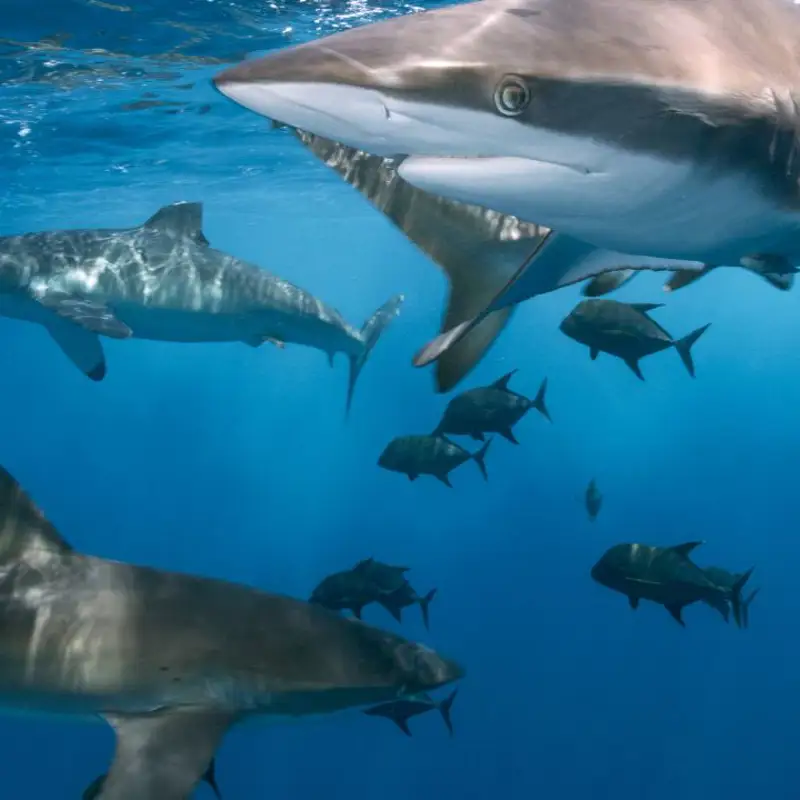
[83,759,222,799]
[582,269,637,297]
[379,582,438,630]
[585,479,602,521]
[435,370,550,444]
[378,434,491,487]
[363,689,458,737]
[308,568,378,619]
[559,299,710,380]
[591,541,752,628]
[352,557,410,593]
[703,566,760,628]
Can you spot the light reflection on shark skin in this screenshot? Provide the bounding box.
[0,200,403,411]
[0,466,463,798]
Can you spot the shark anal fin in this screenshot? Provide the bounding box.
[38,292,132,339]
[45,315,107,381]
[628,596,639,610]
[392,717,413,737]
[624,358,644,380]
[100,709,234,800]
[435,473,454,488]
[665,604,686,627]
[590,346,599,361]
[144,201,209,245]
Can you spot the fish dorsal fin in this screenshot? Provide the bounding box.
[143,202,209,244]
[670,541,705,559]
[0,466,72,563]
[492,369,518,390]
[292,129,547,391]
[629,302,664,314]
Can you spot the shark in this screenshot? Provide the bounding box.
[213,0,800,389]
[0,465,463,799]
[0,201,402,411]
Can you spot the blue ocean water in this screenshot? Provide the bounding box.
[1,1,798,797]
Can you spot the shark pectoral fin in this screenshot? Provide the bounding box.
[413,232,706,376]
[45,315,107,381]
[143,201,209,245]
[37,292,132,339]
[100,709,235,800]
[291,130,545,393]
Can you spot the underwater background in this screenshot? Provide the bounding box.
[1,0,799,797]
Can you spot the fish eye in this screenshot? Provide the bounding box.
[493,75,531,117]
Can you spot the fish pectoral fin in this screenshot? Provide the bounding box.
[100,709,235,800]
[35,291,132,339]
[45,314,107,381]
[413,232,707,379]
[143,201,209,245]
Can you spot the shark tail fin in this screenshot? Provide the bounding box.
[730,568,755,629]
[530,377,551,422]
[674,323,711,377]
[347,294,404,416]
[741,587,760,629]
[472,438,492,481]
[419,588,437,630]
[438,688,458,737]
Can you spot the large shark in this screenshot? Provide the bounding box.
[0,466,463,799]
[0,201,402,410]
[213,0,800,388]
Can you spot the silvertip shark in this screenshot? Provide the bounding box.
[213,0,800,390]
[0,465,463,799]
[0,201,402,411]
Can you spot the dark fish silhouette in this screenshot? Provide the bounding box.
[83,759,222,799]
[308,567,380,619]
[559,299,710,380]
[435,370,550,444]
[585,479,602,521]
[378,435,492,487]
[363,689,458,737]
[703,566,760,628]
[582,270,637,297]
[591,541,752,628]
[379,583,438,630]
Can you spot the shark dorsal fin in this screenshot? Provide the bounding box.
[670,541,704,558]
[0,466,72,562]
[143,202,209,244]
[492,369,518,390]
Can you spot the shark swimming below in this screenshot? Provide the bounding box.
[0,466,463,799]
[0,201,402,411]
[213,0,800,389]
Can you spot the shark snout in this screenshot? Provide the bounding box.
[396,641,465,690]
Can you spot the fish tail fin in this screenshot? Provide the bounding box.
[473,438,492,481]
[438,688,458,736]
[741,587,760,629]
[730,568,755,629]
[347,294,404,415]
[530,377,551,422]
[419,588,437,630]
[674,323,711,377]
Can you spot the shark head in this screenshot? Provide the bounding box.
[214,0,800,246]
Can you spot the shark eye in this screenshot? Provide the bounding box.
[493,75,530,116]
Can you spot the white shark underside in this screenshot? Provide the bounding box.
[0,202,402,410]
[0,467,462,799]
[213,0,800,388]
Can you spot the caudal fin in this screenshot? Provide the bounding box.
[438,688,458,736]
[419,588,437,630]
[347,295,404,415]
[473,438,492,480]
[730,568,755,629]
[530,377,551,422]
[674,323,711,377]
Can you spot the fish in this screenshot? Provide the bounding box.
[559,299,711,380]
[211,0,800,384]
[378,583,438,631]
[0,201,402,412]
[308,566,381,619]
[83,761,222,799]
[435,370,550,444]
[703,566,760,628]
[378,434,492,487]
[585,479,602,521]
[582,270,637,298]
[591,541,753,628]
[0,466,463,798]
[363,689,458,737]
